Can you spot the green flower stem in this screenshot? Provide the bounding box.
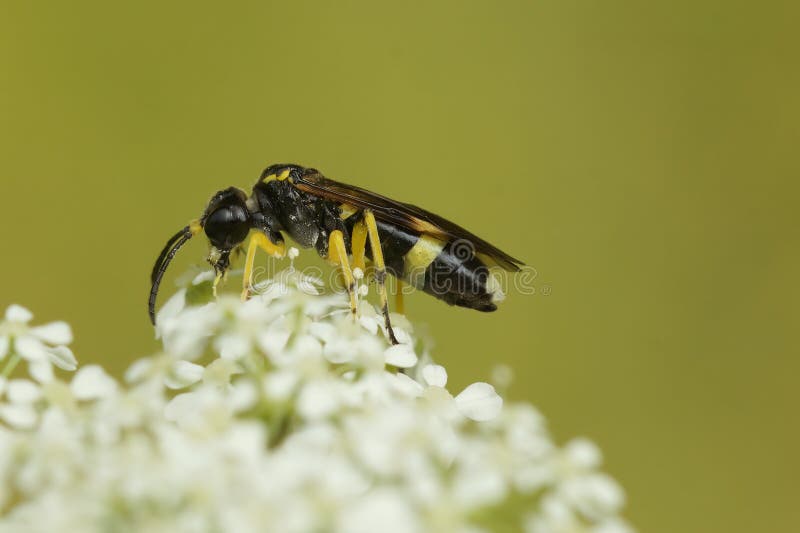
[1,351,21,378]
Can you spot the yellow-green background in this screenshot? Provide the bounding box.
[2,1,798,531]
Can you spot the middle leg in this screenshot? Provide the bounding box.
[363,210,399,345]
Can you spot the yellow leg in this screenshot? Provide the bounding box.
[213,272,223,298]
[364,210,399,344]
[351,219,368,272]
[395,280,405,315]
[242,232,286,300]
[329,230,358,316]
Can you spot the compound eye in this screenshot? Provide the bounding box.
[204,205,250,249]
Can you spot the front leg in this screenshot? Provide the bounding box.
[242,231,286,301]
[328,230,359,317]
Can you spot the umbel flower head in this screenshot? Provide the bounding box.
[0,263,634,533]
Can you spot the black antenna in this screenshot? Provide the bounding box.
[149,226,193,324]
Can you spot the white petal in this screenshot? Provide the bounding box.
[359,315,379,335]
[154,290,187,339]
[392,372,424,397]
[0,377,6,395]
[422,364,448,388]
[308,322,337,343]
[192,270,216,285]
[14,336,49,362]
[164,360,204,389]
[452,466,507,508]
[48,346,78,371]
[203,358,241,387]
[291,334,323,359]
[7,379,41,404]
[390,327,413,345]
[124,358,152,383]
[0,337,8,360]
[323,337,355,364]
[71,365,117,400]
[337,488,420,533]
[28,360,54,383]
[384,344,418,368]
[5,304,33,324]
[263,371,298,401]
[257,327,290,357]
[297,380,340,420]
[164,392,197,423]
[562,473,625,517]
[564,438,603,470]
[215,333,251,360]
[29,321,73,345]
[455,382,503,421]
[230,380,258,412]
[0,404,37,429]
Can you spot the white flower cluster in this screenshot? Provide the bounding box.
[0,267,633,533]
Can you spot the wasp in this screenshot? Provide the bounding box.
[149,164,523,344]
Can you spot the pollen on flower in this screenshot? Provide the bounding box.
[0,267,634,532]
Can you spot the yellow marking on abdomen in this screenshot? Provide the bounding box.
[403,235,446,288]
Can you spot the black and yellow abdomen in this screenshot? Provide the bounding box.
[344,216,502,312]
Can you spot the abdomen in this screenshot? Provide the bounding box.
[348,219,502,312]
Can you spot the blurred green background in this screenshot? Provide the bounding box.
[2,1,798,531]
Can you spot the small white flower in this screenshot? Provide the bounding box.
[297,379,342,420]
[422,364,448,387]
[337,488,421,533]
[263,370,298,401]
[0,402,37,429]
[563,438,603,471]
[560,473,626,520]
[0,378,41,429]
[7,379,41,403]
[384,343,418,368]
[70,365,118,400]
[164,360,205,389]
[203,358,242,387]
[29,322,73,345]
[0,304,76,379]
[29,359,55,383]
[418,364,503,421]
[454,382,503,422]
[5,304,33,323]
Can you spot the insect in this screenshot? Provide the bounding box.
[149,164,523,344]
